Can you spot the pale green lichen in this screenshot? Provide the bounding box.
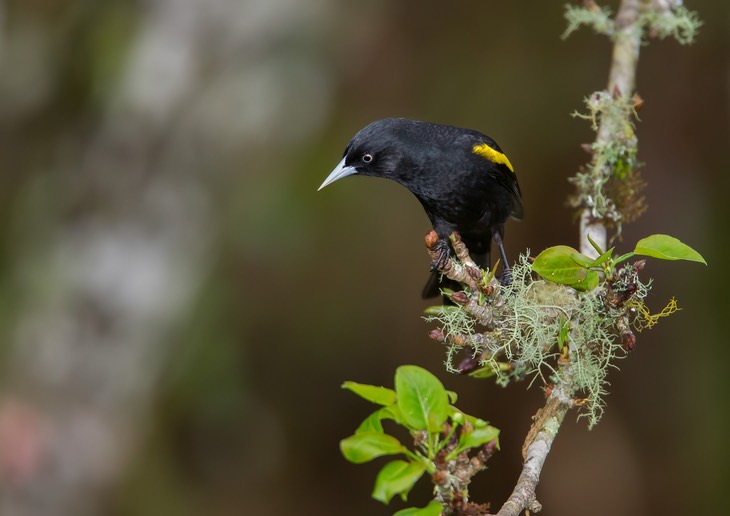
[563,2,701,45]
[428,255,653,428]
[641,5,702,45]
[562,3,614,40]
[424,305,478,374]
[569,91,647,233]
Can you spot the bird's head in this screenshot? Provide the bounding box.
[318,119,407,191]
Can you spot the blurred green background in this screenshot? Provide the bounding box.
[0,1,727,515]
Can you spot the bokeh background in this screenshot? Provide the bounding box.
[0,1,727,515]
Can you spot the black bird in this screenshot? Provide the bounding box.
[319,118,522,298]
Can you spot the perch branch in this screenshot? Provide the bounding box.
[425,230,484,294]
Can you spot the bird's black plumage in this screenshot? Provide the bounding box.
[319,118,523,298]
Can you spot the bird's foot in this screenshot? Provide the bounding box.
[430,239,451,271]
[425,230,451,271]
[500,267,513,286]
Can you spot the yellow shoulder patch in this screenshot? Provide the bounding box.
[472,143,515,173]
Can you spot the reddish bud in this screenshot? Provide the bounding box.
[458,356,480,374]
[450,334,467,346]
[424,230,439,249]
[432,470,448,485]
[633,259,646,272]
[632,93,644,111]
[623,332,636,352]
[429,329,445,342]
[451,291,469,305]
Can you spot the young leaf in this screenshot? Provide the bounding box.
[393,500,443,516]
[589,246,615,267]
[450,410,490,430]
[557,318,569,352]
[395,366,450,432]
[467,414,490,428]
[356,405,404,434]
[340,432,405,464]
[423,305,462,316]
[468,362,510,379]
[454,425,500,455]
[468,366,498,379]
[342,381,397,406]
[446,390,458,403]
[533,245,589,285]
[587,233,605,255]
[371,460,426,504]
[634,234,707,264]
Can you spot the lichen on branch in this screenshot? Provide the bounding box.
[564,0,701,251]
[425,234,650,428]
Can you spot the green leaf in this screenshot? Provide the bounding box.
[612,251,636,266]
[448,407,489,430]
[589,246,615,267]
[570,269,600,291]
[465,414,490,428]
[634,234,707,264]
[455,425,500,455]
[423,305,461,316]
[557,318,569,352]
[355,406,403,434]
[468,366,497,379]
[468,362,510,379]
[569,251,594,267]
[532,245,589,285]
[395,366,450,432]
[394,500,443,516]
[340,432,405,464]
[372,460,426,504]
[446,390,458,403]
[356,410,385,434]
[342,381,397,406]
[587,233,605,255]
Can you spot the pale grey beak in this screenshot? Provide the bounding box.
[318,157,358,191]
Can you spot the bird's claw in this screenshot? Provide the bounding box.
[430,239,451,271]
[500,268,513,286]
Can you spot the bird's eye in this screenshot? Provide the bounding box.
[362,153,373,163]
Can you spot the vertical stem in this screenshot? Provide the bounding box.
[580,0,643,256]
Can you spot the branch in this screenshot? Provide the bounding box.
[490,0,642,516]
[496,366,575,516]
[425,230,485,294]
[580,0,642,256]
[499,1,645,512]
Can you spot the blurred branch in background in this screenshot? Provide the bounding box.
[0,1,216,513]
[0,0,334,514]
